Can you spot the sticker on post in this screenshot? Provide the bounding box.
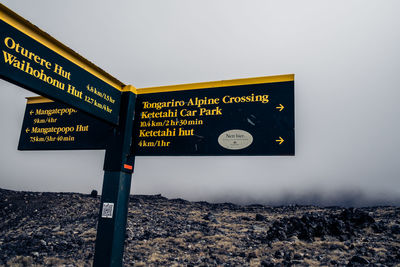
[218,129,253,150]
[101,202,114,218]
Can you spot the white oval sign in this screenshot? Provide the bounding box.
[218,129,253,150]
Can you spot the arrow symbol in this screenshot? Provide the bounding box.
[25,128,30,133]
[275,136,284,145]
[276,104,284,112]
[29,110,34,115]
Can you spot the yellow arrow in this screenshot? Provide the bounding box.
[275,136,284,145]
[25,128,30,133]
[276,104,284,112]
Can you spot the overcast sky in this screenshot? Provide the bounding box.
[1,0,399,206]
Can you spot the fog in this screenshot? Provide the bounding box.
[1,0,399,206]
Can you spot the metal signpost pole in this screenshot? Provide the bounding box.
[93,86,136,267]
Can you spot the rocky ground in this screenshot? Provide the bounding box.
[0,188,399,266]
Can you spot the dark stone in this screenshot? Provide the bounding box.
[329,244,343,250]
[247,252,257,259]
[284,251,293,261]
[261,259,275,267]
[358,247,367,255]
[339,209,375,227]
[390,224,400,234]
[90,190,98,198]
[203,212,219,223]
[281,260,293,266]
[291,260,303,265]
[372,222,387,233]
[348,255,370,265]
[328,219,346,237]
[274,250,284,259]
[293,253,303,260]
[255,213,266,221]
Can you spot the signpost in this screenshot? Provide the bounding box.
[93,89,136,267]
[19,97,112,150]
[2,3,296,267]
[133,74,294,156]
[0,4,136,267]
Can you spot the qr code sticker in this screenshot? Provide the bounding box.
[102,202,114,218]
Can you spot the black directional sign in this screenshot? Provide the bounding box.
[132,74,295,156]
[0,10,122,125]
[18,97,113,150]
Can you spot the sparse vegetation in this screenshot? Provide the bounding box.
[0,188,399,266]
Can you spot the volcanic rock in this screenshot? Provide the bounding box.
[0,188,399,266]
[90,190,98,198]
